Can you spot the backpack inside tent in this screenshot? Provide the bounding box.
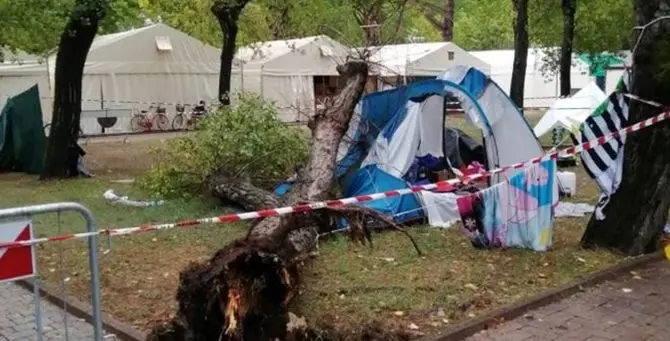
[0,85,46,174]
[332,65,548,222]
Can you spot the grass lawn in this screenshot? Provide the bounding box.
[0,115,622,337]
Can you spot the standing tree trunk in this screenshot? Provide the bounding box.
[147,61,373,341]
[510,0,529,110]
[41,0,107,179]
[442,0,455,41]
[560,0,577,97]
[580,0,670,255]
[212,0,251,106]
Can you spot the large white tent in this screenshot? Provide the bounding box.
[230,35,350,122]
[366,42,491,78]
[471,49,592,108]
[0,23,221,134]
[533,81,606,138]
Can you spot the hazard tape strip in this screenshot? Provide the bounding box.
[1,109,669,250]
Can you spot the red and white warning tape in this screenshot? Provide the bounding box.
[1,109,669,251]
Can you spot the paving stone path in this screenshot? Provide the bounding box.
[0,282,115,341]
[467,260,670,341]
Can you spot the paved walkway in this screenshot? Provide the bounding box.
[0,282,114,341]
[467,261,670,341]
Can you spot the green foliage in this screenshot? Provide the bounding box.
[530,0,634,74]
[0,0,141,59]
[140,95,309,198]
[453,0,514,50]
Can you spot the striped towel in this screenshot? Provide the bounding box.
[570,73,630,220]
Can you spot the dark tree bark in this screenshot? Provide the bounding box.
[40,0,107,179]
[510,0,529,110]
[212,0,251,106]
[560,0,577,97]
[442,0,455,41]
[581,0,670,255]
[147,61,373,341]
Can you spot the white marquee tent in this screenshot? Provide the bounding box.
[471,49,592,108]
[366,42,491,78]
[230,35,350,122]
[0,23,221,134]
[533,81,606,138]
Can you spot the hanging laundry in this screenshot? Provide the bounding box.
[420,191,462,229]
[570,72,630,220]
[457,160,556,251]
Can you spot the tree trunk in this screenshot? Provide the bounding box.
[212,1,250,106]
[510,0,529,110]
[147,61,370,341]
[40,1,105,179]
[442,0,455,41]
[560,0,577,97]
[580,0,670,255]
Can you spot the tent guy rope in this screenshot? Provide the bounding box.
[1,108,669,251]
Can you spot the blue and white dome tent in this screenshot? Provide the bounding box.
[332,65,549,223]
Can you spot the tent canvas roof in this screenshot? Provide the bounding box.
[1,23,221,76]
[83,23,221,74]
[234,35,349,75]
[533,81,607,137]
[365,42,490,76]
[0,48,42,65]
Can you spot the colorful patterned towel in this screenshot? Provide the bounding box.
[457,160,556,251]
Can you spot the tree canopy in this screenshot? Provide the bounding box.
[0,0,634,61]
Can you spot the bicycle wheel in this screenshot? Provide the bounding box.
[43,123,51,137]
[172,114,184,130]
[130,115,143,132]
[154,114,169,131]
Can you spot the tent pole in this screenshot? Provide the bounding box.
[260,65,264,99]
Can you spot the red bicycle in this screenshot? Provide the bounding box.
[130,105,169,132]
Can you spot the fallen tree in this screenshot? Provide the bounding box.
[147,60,420,341]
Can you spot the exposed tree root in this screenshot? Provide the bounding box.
[148,60,422,341]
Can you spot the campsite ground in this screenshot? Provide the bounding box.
[0,113,622,336]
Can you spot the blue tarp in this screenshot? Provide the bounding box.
[343,165,423,223]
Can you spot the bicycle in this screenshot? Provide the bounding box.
[172,103,206,131]
[171,103,188,130]
[43,123,84,138]
[130,105,169,132]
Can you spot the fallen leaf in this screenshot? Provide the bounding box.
[383,257,395,262]
[339,294,345,299]
[442,319,450,324]
[393,311,405,317]
[465,283,478,290]
[633,275,642,280]
[468,313,476,318]
[576,257,586,263]
[538,273,547,279]
[436,308,446,317]
[630,271,639,276]
[408,323,419,330]
[622,288,633,293]
[151,238,157,242]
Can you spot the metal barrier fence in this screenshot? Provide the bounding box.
[0,202,102,341]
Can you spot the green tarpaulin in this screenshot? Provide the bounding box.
[0,85,46,174]
[577,53,625,77]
